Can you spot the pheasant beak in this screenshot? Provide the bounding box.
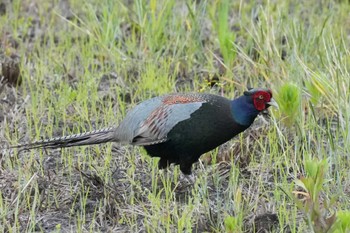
[267,98,279,109]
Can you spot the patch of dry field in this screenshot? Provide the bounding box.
[1,0,350,232]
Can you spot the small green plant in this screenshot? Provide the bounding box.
[330,211,350,233]
[224,215,239,233]
[294,159,336,232]
[293,159,350,233]
[276,83,302,126]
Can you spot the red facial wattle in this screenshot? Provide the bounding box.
[252,91,272,111]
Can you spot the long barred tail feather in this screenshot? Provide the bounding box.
[11,127,117,150]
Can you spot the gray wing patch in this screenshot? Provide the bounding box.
[114,97,163,144]
[131,102,204,146]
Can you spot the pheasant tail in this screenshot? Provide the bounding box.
[11,127,117,150]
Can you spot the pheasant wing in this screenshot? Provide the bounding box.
[115,94,207,146]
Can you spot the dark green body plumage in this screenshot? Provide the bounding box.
[144,95,247,174]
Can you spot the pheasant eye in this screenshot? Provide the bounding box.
[258,95,264,100]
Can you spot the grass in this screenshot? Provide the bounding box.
[1,0,350,232]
